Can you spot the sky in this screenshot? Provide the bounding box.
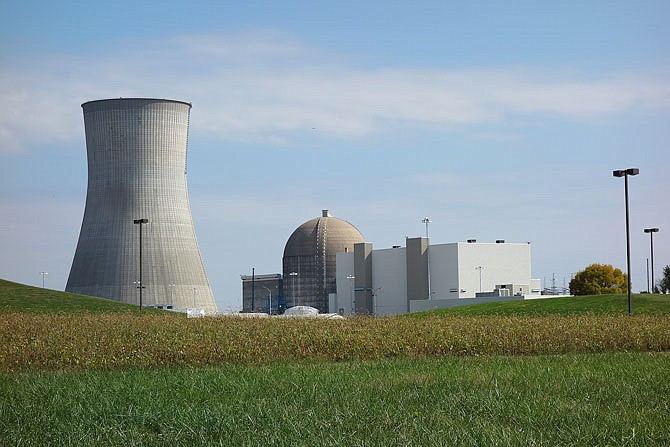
[1,0,669,311]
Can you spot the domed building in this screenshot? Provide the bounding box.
[283,210,365,312]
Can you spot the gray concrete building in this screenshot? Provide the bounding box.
[282,210,365,312]
[66,98,217,313]
[241,273,283,313]
[334,238,541,315]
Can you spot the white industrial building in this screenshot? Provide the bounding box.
[331,237,541,316]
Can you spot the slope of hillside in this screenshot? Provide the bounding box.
[409,294,670,317]
[0,279,151,314]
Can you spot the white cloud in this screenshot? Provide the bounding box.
[2,32,670,153]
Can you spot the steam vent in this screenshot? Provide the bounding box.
[66,98,217,312]
[283,210,365,312]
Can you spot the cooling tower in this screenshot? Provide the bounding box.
[66,98,217,313]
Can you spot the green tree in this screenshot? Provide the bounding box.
[569,264,628,296]
[657,265,670,294]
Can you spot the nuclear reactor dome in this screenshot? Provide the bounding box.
[282,210,364,312]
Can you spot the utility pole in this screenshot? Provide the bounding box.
[421,217,432,299]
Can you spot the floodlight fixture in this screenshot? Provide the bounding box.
[613,168,639,177]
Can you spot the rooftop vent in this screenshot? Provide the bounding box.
[467,239,476,243]
[322,209,331,217]
[496,239,505,244]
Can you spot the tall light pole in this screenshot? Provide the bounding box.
[39,272,48,288]
[193,287,198,308]
[347,274,355,314]
[133,218,148,313]
[644,228,659,293]
[168,283,176,308]
[260,286,272,315]
[646,258,650,294]
[421,217,432,299]
[289,271,298,307]
[613,168,639,315]
[475,266,484,292]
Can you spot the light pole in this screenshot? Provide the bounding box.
[133,218,148,313]
[289,271,298,307]
[421,217,432,299]
[192,287,197,308]
[475,266,484,292]
[168,283,176,308]
[644,228,659,293]
[260,286,272,315]
[39,272,48,288]
[646,258,650,293]
[347,274,355,314]
[613,168,639,315]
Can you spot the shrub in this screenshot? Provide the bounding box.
[569,264,627,296]
[657,265,670,294]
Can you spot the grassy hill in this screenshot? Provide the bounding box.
[3,278,668,317]
[409,293,670,317]
[0,278,152,314]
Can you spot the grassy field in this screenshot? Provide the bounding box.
[1,353,668,446]
[410,293,670,317]
[0,279,153,314]
[1,279,669,445]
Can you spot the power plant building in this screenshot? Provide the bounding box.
[66,98,217,313]
[282,210,365,312]
[333,238,541,316]
[240,273,283,314]
[241,210,365,313]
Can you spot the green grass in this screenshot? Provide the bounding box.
[0,279,162,314]
[1,279,669,445]
[1,352,668,446]
[409,293,670,317]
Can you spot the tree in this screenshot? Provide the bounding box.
[569,264,628,296]
[657,265,670,294]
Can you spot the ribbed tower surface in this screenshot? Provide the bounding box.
[66,98,217,313]
[283,210,365,312]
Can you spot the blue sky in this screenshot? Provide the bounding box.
[1,0,669,310]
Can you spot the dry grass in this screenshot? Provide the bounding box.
[2,313,668,371]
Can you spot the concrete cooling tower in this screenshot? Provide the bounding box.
[66,98,217,313]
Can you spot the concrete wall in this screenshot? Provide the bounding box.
[334,252,355,315]
[456,242,531,298]
[427,243,459,299]
[406,237,429,302]
[371,247,407,315]
[354,242,373,314]
[66,98,217,312]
